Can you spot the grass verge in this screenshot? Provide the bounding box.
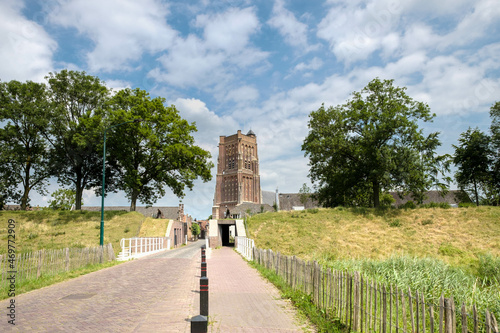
[249,260,347,333]
[0,260,122,300]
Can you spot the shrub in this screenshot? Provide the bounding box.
[459,202,476,208]
[400,201,417,209]
[380,193,396,207]
[27,232,38,240]
[307,208,319,214]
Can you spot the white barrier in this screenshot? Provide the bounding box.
[235,236,254,261]
[118,237,166,261]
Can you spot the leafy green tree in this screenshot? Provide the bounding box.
[302,78,450,208]
[299,183,311,206]
[49,188,80,210]
[190,223,201,239]
[0,80,51,210]
[106,88,213,211]
[453,128,494,206]
[44,70,110,210]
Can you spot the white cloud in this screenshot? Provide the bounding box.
[49,0,177,72]
[268,0,318,52]
[293,57,323,72]
[150,7,267,93]
[225,85,259,103]
[0,0,56,82]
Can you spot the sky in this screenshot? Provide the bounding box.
[1,0,499,219]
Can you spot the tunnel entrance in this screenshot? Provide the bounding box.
[220,224,234,247]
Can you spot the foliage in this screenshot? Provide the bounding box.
[299,183,311,206]
[190,222,201,237]
[105,88,213,211]
[48,189,79,210]
[380,193,396,207]
[400,200,417,209]
[453,128,494,206]
[302,78,450,208]
[0,80,51,209]
[44,70,110,210]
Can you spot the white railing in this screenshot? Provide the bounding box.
[118,237,167,261]
[235,236,254,261]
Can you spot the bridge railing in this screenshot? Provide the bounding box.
[118,237,167,261]
[235,236,254,261]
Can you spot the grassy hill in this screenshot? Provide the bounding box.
[247,206,500,270]
[247,206,500,317]
[0,210,151,255]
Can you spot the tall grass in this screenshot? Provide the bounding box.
[321,255,500,317]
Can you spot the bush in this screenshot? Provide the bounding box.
[307,208,319,214]
[400,201,417,209]
[380,193,396,207]
[459,202,476,208]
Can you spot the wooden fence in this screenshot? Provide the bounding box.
[253,247,499,333]
[0,244,115,289]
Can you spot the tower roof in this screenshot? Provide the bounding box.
[246,129,256,136]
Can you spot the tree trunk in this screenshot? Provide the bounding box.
[130,190,138,211]
[473,179,479,206]
[373,180,380,208]
[75,172,83,210]
[21,163,31,210]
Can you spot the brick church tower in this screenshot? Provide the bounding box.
[212,130,262,219]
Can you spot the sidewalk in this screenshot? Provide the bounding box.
[208,247,312,332]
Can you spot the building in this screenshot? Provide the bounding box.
[212,130,262,219]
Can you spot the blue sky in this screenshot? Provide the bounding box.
[1,0,499,219]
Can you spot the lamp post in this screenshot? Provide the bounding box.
[100,119,142,246]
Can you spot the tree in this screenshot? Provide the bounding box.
[298,183,311,206]
[302,78,449,208]
[106,88,213,211]
[453,128,493,206]
[49,189,80,210]
[490,102,500,205]
[44,70,110,210]
[0,80,51,210]
[190,223,201,240]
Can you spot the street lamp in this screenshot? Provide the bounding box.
[100,119,142,246]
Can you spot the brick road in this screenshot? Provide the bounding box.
[0,241,204,332]
[0,242,311,332]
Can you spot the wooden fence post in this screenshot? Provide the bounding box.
[383,285,387,333]
[65,248,70,271]
[37,249,44,278]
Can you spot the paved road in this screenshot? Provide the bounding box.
[0,240,204,332]
[0,241,310,332]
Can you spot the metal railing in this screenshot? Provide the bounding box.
[118,237,166,261]
[235,236,254,261]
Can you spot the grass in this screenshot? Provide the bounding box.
[0,260,122,300]
[0,210,146,256]
[247,206,500,318]
[247,206,500,268]
[138,217,168,237]
[249,260,346,333]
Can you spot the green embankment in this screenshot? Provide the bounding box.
[0,210,146,255]
[247,206,500,317]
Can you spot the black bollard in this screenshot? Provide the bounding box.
[191,315,207,333]
[201,261,207,277]
[200,276,209,316]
